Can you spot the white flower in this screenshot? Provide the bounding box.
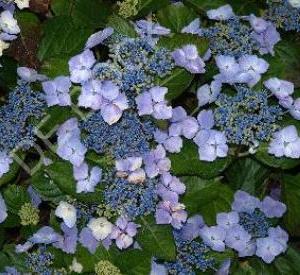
[87,217,113,241]
[14,0,30,9]
[0,151,13,178]
[207,4,235,20]
[115,157,146,184]
[0,193,7,224]
[69,258,83,273]
[55,201,77,228]
[288,0,300,8]
[0,40,9,56]
[0,11,20,35]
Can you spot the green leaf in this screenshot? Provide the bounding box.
[258,36,300,89]
[1,245,28,272]
[225,157,270,196]
[109,247,152,275]
[137,215,176,261]
[107,14,137,37]
[76,245,100,272]
[183,0,227,12]
[273,247,300,273]
[86,151,114,169]
[0,56,18,90]
[51,0,111,28]
[158,33,209,56]
[169,140,231,178]
[38,16,92,61]
[136,0,169,17]
[36,106,74,138]
[181,177,233,225]
[15,11,40,34]
[45,161,104,203]
[282,174,300,236]
[157,3,197,33]
[0,156,23,187]
[76,244,152,275]
[183,0,264,15]
[51,0,73,15]
[0,252,10,271]
[40,56,70,78]
[157,68,193,100]
[1,214,21,228]
[231,258,276,274]
[72,0,111,28]
[3,184,30,215]
[231,247,300,274]
[255,143,300,170]
[31,171,65,202]
[48,246,73,268]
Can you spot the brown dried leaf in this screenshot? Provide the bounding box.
[29,0,51,14]
[8,25,42,69]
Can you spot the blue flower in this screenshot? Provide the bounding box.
[0,83,45,152]
[105,176,158,218]
[80,110,154,159]
[203,17,260,58]
[214,85,283,146]
[266,0,300,32]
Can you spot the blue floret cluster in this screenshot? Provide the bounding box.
[0,0,299,274]
[214,85,283,145]
[0,83,45,152]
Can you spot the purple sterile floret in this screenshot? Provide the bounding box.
[157,172,186,203]
[143,145,171,178]
[0,193,7,224]
[172,44,206,74]
[169,106,199,139]
[289,98,300,119]
[0,151,13,179]
[99,80,129,125]
[181,18,202,35]
[69,49,96,83]
[264,78,294,102]
[197,109,215,130]
[197,80,222,107]
[225,224,251,252]
[256,236,287,263]
[200,225,226,252]
[17,67,47,83]
[231,190,261,213]
[29,226,61,244]
[78,79,103,110]
[42,76,72,107]
[79,227,99,254]
[155,200,187,229]
[260,196,287,218]
[154,129,183,153]
[207,4,235,20]
[193,129,228,162]
[136,86,172,120]
[217,211,239,229]
[85,27,114,49]
[73,162,102,193]
[178,215,205,241]
[53,223,78,254]
[249,15,281,56]
[110,216,139,250]
[268,125,300,159]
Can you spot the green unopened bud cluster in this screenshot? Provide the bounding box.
[18,203,39,226]
[117,0,139,18]
[95,260,122,275]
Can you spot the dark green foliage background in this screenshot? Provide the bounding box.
[1,0,300,274]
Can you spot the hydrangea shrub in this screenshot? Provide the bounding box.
[0,0,300,274]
